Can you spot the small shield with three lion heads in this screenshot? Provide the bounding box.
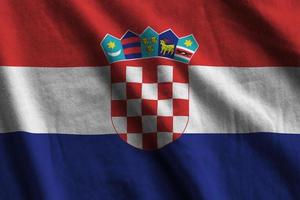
[101,27,199,150]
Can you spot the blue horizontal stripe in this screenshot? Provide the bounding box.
[122,42,140,48]
[123,32,137,38]
[125,53,142,59]
[0,132,299,200]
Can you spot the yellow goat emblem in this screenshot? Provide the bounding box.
[160,40,174,55]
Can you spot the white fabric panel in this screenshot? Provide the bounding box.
[0,66,300,134]
[187,66,300,133]
[0,66,113,134]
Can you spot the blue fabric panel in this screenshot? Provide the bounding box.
[0,132,299,200]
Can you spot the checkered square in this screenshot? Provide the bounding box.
[158,83,172,99]
[142,133,157,150]
[143,65,157,83]
[158,65,173,82]
[142,83,157,100]
[173,64,188,83]
[127,117,142,133]
[127,99,141,116]
[173,116,188,133]
[111,62,189,150]
[112,83,126,100]
[157,99,173,116]
[142,116,157,133]
[126,83,142,99]
[157,116,173,132]
[127,134,143,149]
[111,65,126,83]
[112,117,127,133]
[142,99,157,115]
[173,99,189,116]
[126,66,142,83]
[157,132,173,149]
[173,83,188,99]
[111,100,127,116]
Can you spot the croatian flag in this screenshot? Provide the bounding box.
[0,1,300,199]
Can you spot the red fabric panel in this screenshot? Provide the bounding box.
[0,0,299,67]
[121,37,140,45]
[123,47,141,55]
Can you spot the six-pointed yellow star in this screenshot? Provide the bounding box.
[151,37,157,43]
[107,41,116,49]
[184,39,192,47]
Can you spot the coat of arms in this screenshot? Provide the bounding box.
[101,27,199,150]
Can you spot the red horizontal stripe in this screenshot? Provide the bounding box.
[124,47,141,54]
[121,37,140,45]
[0,0,300,67]
[111,58,187,68]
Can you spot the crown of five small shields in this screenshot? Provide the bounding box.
[100,27,199,150]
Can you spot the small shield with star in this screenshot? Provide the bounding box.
[100,28,199,150]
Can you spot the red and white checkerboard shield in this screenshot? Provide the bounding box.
[110,58,189,150]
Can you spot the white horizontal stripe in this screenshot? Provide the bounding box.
[0,66,300,134]
[176,46,195,53]
[187,66,300,133]
[174,54,190,61]
[0,66,113,134]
